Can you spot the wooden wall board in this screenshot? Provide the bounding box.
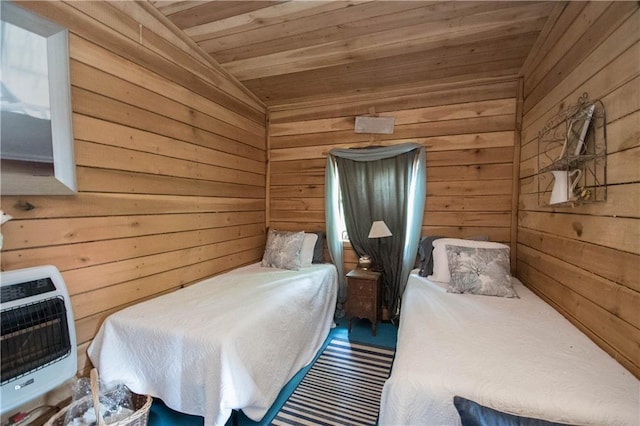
[421,227,512,244]
[426,195,513,212]
[70,250,266,372]
[70,243,264,329]
[270,134,515,162]
[74,168,265,199]
[518,228,639,292]
[271,115,515,150]
[0,223,265,273]
[523,2,636,113]
[524,1,606,98]
[520,77,640,182]
[71,61,265,143]
[75,1,266,113]
[518,2,640,378]
[1,211,265,251]
[18,1,265,122]
[270,158,326,174]
[423,212,511,228]
[519,211,639,255]
[270,185,325,199]
[521,60,640,151]
[271,198,324,212]
[517,261,639,377]
[64,235,266,299]
[268,82,517,278]
[518,245,640,329]
[523,13,639,134]
[428,164,514,182]
[0,2,267,385]
[76,141,263,187]
[270,99,516,136]
[270,80,518,122]
[0,194,265,220]
[519,183,639,219]
[69,35,264,136]
[270,173,324,187]
[518,1,571,78]
[73,115,265,165]
[73,87,264,150]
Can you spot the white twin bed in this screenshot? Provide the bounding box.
[88,262,337,426]
[379,271,640,425]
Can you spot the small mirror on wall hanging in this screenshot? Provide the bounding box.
[1,1,76,195]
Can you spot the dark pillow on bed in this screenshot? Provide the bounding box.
[312,231,324,263]
[453,396,572,426]
[418,236,442,277]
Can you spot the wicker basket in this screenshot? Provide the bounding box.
[44,370,152,426]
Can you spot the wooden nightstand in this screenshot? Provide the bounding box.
[345,268,382,336]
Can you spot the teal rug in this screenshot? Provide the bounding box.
[148,318,397,426]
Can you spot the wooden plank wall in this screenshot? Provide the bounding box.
[518,2,639,377]
[0,1,267,376]
[269,79,518,272]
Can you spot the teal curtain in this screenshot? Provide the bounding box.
[325,143,426,318]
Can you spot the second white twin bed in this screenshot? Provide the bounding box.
[379,236,639,426]
[88,262,337,426]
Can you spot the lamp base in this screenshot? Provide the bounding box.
[358,255,372,270]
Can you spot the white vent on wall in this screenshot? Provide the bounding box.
[354,116,395,134]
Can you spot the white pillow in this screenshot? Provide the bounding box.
[300,233,318,267]
[428,238,510,283]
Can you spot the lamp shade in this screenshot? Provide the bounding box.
[368,220,392,238]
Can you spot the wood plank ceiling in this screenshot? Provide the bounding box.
[153,1,557,107]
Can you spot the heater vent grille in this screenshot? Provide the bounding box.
[1,297,71,385]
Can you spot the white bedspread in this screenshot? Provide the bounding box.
[87,263,337,426]
[379,271,640,426]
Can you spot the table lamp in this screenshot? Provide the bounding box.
[358,220,392,270]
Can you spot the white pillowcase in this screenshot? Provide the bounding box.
[428,238,510,283]
[300,233,318,267]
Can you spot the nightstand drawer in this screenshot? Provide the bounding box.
[349,280,375,296]
[350,297,374,312]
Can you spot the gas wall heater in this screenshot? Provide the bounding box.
[1,265,77,415]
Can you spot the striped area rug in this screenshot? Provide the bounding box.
[271,337,395,426]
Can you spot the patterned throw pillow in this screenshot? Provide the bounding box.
[261,230,305,270]
[445,245,518,298]
[429,238,510,283]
